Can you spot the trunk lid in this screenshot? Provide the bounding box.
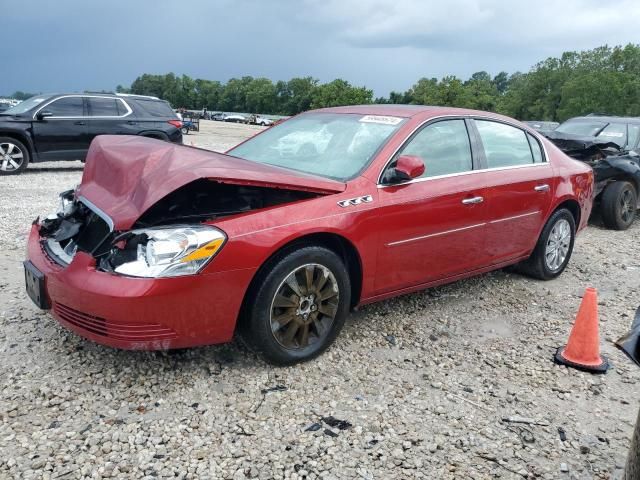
[77,135,346,230]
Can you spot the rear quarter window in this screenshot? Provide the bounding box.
[475,120,534,168]
[134,99,176,118]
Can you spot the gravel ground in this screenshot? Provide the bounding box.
[0,121,639,479]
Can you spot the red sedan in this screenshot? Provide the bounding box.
[24,106,593,364]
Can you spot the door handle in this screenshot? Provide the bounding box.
[462,196,484,205]
[534,184,550,192]
[127,121,137,125]
[74,121,86,125]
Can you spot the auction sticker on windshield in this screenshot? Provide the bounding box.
[359,115,403,125]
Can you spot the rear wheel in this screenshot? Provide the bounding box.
[601,181,637,230]
[0,137,29,175]
[240,246,351,365]
[181,126,189,135]
[519,208,576,280]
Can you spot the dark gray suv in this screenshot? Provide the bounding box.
[0,93,183,175]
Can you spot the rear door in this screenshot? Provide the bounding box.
[470,119,554,264]
[375,118,490,294]
[87,96,137,143]
[32,96,89,160]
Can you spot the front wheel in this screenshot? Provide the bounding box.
[601,181,637,230]
[519,208,576,280]
[240,246,351,365]
[181,126,189,135]
[0,137,29,175]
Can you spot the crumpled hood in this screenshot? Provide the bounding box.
[76,135,346,230]
[543,130,622,156]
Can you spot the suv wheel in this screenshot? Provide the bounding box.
[601,181,637,230]
[240,246,351,365]
[0,137,29,175]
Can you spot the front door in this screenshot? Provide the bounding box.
[375,119,489,294]
[32,96,89,161]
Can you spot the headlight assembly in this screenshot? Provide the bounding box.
[110,225,226,278]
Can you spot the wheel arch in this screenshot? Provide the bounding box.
[138,131,169,141]
[552,198,581,228]
[0,131,35,161]
[238,232,364,332]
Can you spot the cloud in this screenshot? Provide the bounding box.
[298,0,640,52]
[1,0,639,97]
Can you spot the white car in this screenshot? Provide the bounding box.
[254,116,273,126]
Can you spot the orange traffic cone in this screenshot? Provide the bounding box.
[554,287,609,373]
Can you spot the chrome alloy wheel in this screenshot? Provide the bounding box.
[545,218,571,272]
[270,263,339,350]
[620,188,636,224]
[0,142,24,172]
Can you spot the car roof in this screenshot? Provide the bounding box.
[310,104,522,122]
[43,93,166,102]
[566,115,640,124]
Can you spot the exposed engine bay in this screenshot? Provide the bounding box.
[544,131,640,198]
[39,179,317,275]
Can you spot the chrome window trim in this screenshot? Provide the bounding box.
[377,161,551,189]
[376,114,550,187]
[33,95,133,120]
[78,195,115,232]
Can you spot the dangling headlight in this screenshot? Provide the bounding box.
[111,225,226,278]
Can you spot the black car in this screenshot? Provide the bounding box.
[544,115,640,230]
[0,93,182,175]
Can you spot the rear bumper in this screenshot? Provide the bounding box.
[26,224,255,350]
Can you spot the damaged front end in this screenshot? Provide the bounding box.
[544,131,640,197]
[39,179,317,278]
[40,190,113,266]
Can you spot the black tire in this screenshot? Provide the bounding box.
[181,126,189,135]
[519,208,576,280]
[601,181,637,230]
[240,246,351,365]
[0,137,30,175]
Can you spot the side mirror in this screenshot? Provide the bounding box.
[389,155,425,183]
[37,111,53,120]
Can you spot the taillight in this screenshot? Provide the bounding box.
[168,120,182,129]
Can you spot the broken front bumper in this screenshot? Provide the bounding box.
[26,224,255,350]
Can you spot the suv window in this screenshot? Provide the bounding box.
[45,97,84,117]
[135,99,176,117]
[396,119,472,178]
[89,97,122,117]
[476,120,534,168]
[597,123,627,147]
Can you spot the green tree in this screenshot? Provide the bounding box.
[310,79,373,109]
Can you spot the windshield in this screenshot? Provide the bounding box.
[2,96,49,115]
[228,113,405,181]
[555,119,607,137]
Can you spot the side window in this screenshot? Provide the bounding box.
[527,132,545,163]
[116,99,130,116]
[628,124,640,149]
[395,119,473,178]
[598,123,627,147]
[475,120,533,168]
[89,98,120,117]
[45,97,84,117]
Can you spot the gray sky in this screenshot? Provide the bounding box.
[2,0,640,97]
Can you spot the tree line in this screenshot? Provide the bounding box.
[8,44,640,122]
